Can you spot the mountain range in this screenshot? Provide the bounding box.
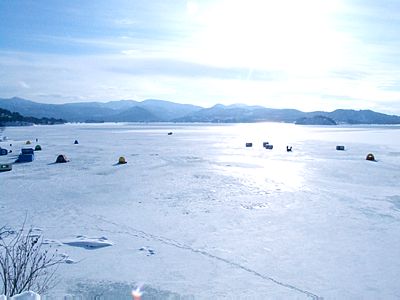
[0,107,65,126]
[1,97,400,125]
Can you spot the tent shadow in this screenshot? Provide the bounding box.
[14,161,32,164]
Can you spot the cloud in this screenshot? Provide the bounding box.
[330,70,369,81]
[2,49,400,114]
[19,81,30,89]
[105,57,283,81]
[114,18,138,26]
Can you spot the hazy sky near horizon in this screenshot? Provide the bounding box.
[1,0,400,113]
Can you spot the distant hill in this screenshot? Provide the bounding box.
[295,115,337,125]
[0,107,65,126]
[324,109,400,124]
[104,106,158,122]
[138,99,202,121]
[0,97,201,122]
[175,104,305,123]
[0,97,399,124]
[176,104,400,124]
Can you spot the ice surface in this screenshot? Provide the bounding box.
[1,123,400,299]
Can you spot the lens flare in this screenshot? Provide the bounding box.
[132,286,143,300]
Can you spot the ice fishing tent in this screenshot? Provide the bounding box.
[167,132,173,135]
[74,140,79,144]
[0,163,12,172]
[16,153,34,163]
[15,148,35,162]
[0,148,8,156]
[56,154,69,163]
[246,143,253,147]
[336,145,345,151]
[21,148,34,155]
[263,142,273,149]
[35,145,42,151]
[366,153,375,161]
[26,140,31,145]
[118,156,127,164]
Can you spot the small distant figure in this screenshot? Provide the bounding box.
[286,146,292,152]
[74,140,79,144]
[167,132,173,135]
[35,138,38,142]
[9,143,12,147]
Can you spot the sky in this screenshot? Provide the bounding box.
[1,0,400,114]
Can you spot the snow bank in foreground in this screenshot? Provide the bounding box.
[0,291,41,299]
[63,236,113,249]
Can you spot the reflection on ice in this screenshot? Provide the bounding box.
[217,158,306,193]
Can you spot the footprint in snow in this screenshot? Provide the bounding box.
[139,246,155,256]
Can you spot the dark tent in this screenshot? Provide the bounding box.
[0,164,12,172]
[366,153,375,161]
[118,156,127,164]
[74,140,79,144]
[0,148,8,156]
[56,154,69,163]
[35,145,42,151]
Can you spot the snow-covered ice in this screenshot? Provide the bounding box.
[11,292,40,300]
[0,123,400,299]
[4,291,41,300]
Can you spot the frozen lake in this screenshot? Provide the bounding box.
[1,123,400,299]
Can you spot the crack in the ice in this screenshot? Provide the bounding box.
[90,214,322,299]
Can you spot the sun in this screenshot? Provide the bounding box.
[187,0,345,74]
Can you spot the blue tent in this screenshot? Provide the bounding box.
[0,148,8,156]
[16,153,34,163]
[21,148,34,154]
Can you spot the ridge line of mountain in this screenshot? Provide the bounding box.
[0,96,399,124]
